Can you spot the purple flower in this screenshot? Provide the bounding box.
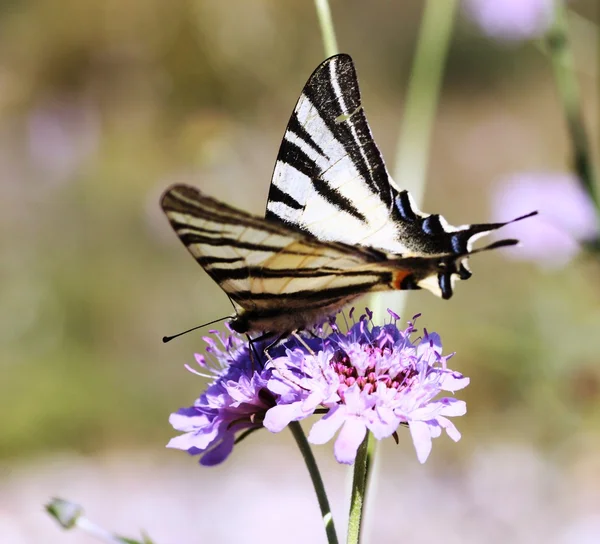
[167,330,282,466]
[169,313,468,466]
[463,0,555,42]
[492,172,599,268]
[264,312,469,464]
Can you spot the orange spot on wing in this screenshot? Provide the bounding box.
[392,270,410,290]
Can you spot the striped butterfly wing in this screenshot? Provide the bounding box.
[161,184,488,336]
[266,54,535,298]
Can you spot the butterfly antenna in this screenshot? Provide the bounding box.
[162,316,232,343]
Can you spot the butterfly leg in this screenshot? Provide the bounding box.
[246,334,265,369]
[246,330,290,367]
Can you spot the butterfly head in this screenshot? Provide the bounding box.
[229,313,250,335]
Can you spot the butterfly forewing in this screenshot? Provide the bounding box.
[267,54,404,252]
[266,54,532,287]
[161,184,411,335]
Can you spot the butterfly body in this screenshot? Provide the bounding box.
[161,54,535,339]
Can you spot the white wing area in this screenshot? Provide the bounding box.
[267,55,413,254]
[269,93,408,252]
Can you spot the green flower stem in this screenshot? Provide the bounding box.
[289,421,339,544]
[546,1,599,214]
[76,518,130,544]
[314,0,339,57]
[392,0,458,198]
[346,432,373,544]
[374,0,458,319]
[46,498,130,544]
[365,430,376,485]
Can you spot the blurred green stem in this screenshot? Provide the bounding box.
[374,0,458,317]
[546,1,599,214]
[392,0,458,198]
[314,0,339,57]
[289,421,339,544]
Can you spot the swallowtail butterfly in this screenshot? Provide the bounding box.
[161,54,535,339]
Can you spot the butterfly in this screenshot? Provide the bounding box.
[161,54,535,339]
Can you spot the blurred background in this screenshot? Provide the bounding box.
[1,0,599,542]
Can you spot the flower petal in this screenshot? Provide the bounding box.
[334,418,368,465]
[308,406,346,445]
[438,398,467,417]
[200,435,235,466]
[409,421,433,464]
[167,433,204,451]
[440,373,470,392]
[169,410,209,432]
[264,403,304,433]
[436,415,462,442]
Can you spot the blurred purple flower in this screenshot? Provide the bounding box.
[27,98,100,183]
[492,173,599,268]
[265,311,468,464]
[463,0,555,42]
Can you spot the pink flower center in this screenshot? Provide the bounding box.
[329,348,418,396]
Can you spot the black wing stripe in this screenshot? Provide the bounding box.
[197,256,245,266]
[277,139,321,180]
[311,175,368,223]
[178,230,383,260]
[278,133,368,224]
[179,233,287,253]
[268,183,304,212]
[207,265,390,283]
[302,56,393,207]
[287,112,329,160]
